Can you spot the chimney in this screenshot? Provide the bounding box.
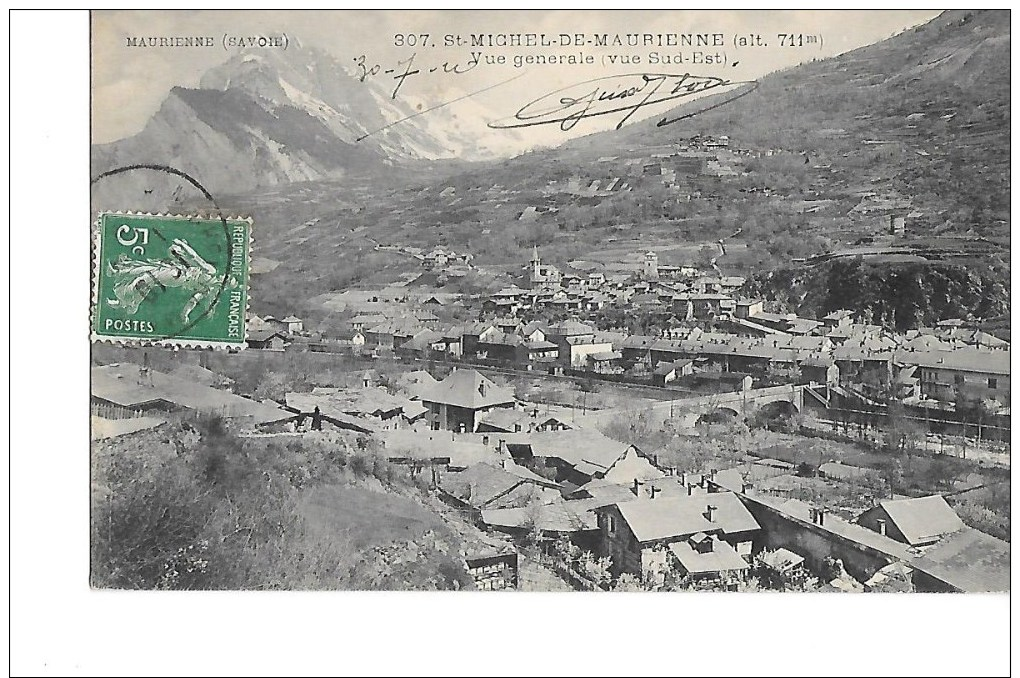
[710,468,718,481]
[700,474,707,488]
[687,484,694,496]
[877,518,886,536]
[650,486,661,500]
[500,458,508,470]
[704,505,717,522]
[679,471,687,486]
[742,482,752,494]
[482,435,490,446]
[817,508,826,526]
[633,478,642,496]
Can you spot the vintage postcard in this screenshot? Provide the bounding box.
[90,10,1009,594]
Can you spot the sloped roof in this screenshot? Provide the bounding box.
[481,499,599,533]
[669,538,750,574]
[576,476,691,505]
[401,329,443,351]
[418,369,515,410]
[877,495,965,546]
[92,363,294,426]
[575,482,641,507]
[315,387,409,417]
[545,320,596,336]
[739,493,914,561]
[525,429,631,469]
[901,335,954,352]
[864,562,914,592]
[476,408,531,432]
[439,462,529,509]
[653,361,679,376]
[365,317,423,336]
[612,492,759,543]
[910,527,1010,593]
[399,370,438,399]
[91,415,167,441]
[377,429,493,467]
[897,349,1010,375]
[283,393,379,433]
[521,321,547,337]
[402,401,429,420]
[759,548,805,572]
[247,328,285,342]
[478,329,524,346]
[501,460,561,487]
[590,351,622,361]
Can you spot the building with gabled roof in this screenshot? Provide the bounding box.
[92,363,296,428]
[595,491,759,578]
[505,430,661,487]
[896,348,1011,406]
[438,461,559,511]
[364,317,423,350]
[246,328,287,350]
[419,369,516,432]
[857,495,965,548]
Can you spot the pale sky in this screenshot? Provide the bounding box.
[92,9,940,148]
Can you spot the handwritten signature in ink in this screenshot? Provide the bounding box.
[488,73,758,132]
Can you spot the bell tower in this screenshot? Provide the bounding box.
[643,251,660,281]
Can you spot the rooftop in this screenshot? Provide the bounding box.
[92,363,294,426]
[545,320,597,337]
[910,527,1011,593]
[669,538,750,574]
[91,415,167,441]
[481,499,599,533]
[377,429,496,468]
[610,492,759,543]
[897,348,1011,375]
[522,429,632,470]
[874,495,966,546]
[418,369,516,410]
[758,548,805,572]
[439,462,532,509]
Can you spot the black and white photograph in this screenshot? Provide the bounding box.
[8,7,1014,675]
[87,8,1011,594]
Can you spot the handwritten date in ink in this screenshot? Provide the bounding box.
[353,52,480,99]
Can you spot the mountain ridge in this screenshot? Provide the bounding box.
[91,43,511,198]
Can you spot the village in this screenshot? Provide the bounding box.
[91,226,1011,593]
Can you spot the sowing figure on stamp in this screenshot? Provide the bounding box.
[106,238,223,323]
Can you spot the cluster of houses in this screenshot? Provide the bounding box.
[394,370,1009,591]
[246,313,305,350]
[472,248,746,318]
[417,246,473,270]
[90,356,1010,592]
[311,291,1009,414]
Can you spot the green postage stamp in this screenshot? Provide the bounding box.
[91,212,252,348]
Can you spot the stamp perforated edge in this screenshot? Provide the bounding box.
[90,210,254,350]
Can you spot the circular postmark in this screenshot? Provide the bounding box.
[90,164,245,345]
